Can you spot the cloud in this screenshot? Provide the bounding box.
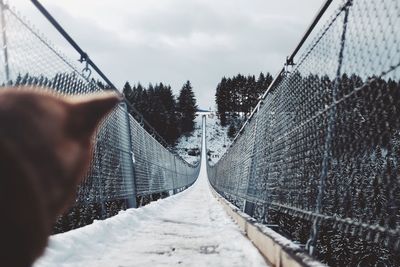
[8,0,324,108]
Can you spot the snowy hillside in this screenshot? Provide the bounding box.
[175,111,231,165]
[174,113,203,165]
[204,112,231,165]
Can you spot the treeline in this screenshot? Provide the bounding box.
[123,81,197,146]
[8,72,108,91]
[9,72,198,146]
[215,72,273,138]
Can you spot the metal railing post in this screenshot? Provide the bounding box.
[243,116,260,217]
[306,0,352,255]
[122,102,137,208]
[172,156,178,194]
[0,0,10,84]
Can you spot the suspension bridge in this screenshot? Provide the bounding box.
[0,0,399,266]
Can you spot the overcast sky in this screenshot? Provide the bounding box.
[10,0,324,108]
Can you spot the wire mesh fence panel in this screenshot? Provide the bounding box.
[129,115,199,196]
[0,3,200,233]
[207,0,400,265]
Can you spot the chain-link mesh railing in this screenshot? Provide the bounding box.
[207,0,400,265]
[0,2,200,232]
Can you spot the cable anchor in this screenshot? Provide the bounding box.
[79,53,92,80]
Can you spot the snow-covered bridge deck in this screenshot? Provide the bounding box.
[34,119,268,267]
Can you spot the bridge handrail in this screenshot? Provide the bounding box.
[207,0,400,265]
[0,1,200,232]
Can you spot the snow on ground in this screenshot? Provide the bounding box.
[174,113,203,165]
[34,117,268,267]
[176,111,230,165]
[203,112,231,165]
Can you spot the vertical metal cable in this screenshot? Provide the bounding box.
[306,0,352,255]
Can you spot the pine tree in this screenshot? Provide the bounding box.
[157,84,180,145]
[216,77,229,126]
[122,81,133,102]
[177,81,197,134]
